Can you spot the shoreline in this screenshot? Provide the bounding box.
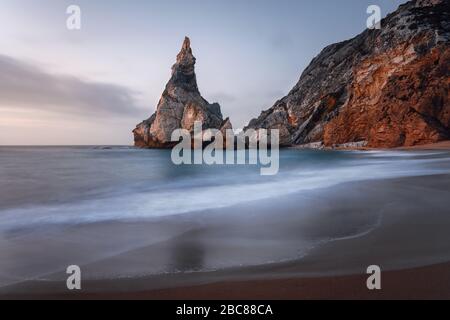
[2,140,450,150]
[1,173,450,300]
[395,140,450,150]
[291,140,450,151]
[93,261,450,300]
[2,261,450,300]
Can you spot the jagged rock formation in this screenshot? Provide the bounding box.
[245,0,449,148]
[134,37,231,148]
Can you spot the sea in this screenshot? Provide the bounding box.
[1,146,450,288]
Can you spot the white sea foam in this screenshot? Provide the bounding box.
[1,148,450,288]
[0,149,449,230]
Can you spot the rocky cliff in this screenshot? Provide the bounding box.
[245,0,449,148]
[133,37,231,148]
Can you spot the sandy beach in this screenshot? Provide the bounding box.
[2,169,450,300]
[397,141,450,150]
[113,262,450,300]
[5,262,449,300]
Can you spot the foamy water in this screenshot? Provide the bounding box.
[1,146,450,288]
[1,147,449,230]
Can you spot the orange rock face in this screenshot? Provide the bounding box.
[324,45,449,148]
[246,0,449,149]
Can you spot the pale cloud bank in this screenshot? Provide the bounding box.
[0,54,144,118]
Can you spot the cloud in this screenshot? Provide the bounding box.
[0,54,144,117]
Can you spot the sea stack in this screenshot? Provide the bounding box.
[245,0,449,148]
[133,37,231,148]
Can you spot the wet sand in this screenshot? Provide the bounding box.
[1,173,450,299]
[397,140,450,150]
[299,140,450,151]
[5,262,450,300]
[121,262,450,300]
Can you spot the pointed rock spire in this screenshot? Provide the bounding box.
[179,37,192,56]
[133,37,232,148]
[170,36,198,92]
[175,37,195,67]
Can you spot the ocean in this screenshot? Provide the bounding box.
[1,146,449,227]
[1,146,450,289]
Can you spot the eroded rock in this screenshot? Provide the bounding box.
[245,0,449,148]
[133,37,231,148]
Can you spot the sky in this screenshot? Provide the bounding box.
[0,0,406,145]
